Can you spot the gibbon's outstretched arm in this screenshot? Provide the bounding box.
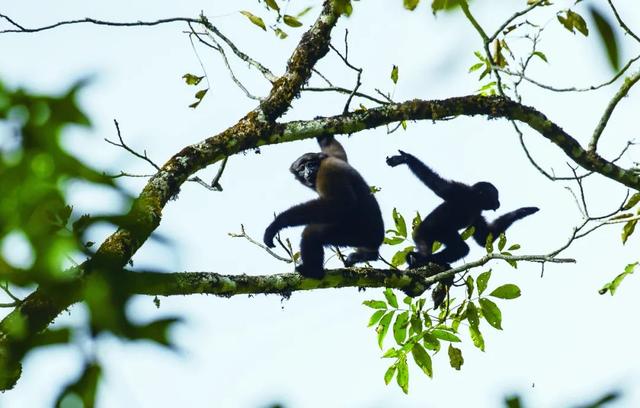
[472,207,540,246]
[263,198,356,248]
[386,150,466,201]
[317,134,348,162]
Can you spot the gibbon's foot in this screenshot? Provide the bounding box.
[406,251,431,269]
[344,250,379,267]
[296,263,325,280]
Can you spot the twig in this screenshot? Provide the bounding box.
[229,224,293,263]
[311,69,334,87]
[589,69,640,152]
[302,87,389,105]
[487,0,545,43]
[607,0,640,44]
[106,120,161,170]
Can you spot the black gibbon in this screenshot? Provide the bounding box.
[386,150,539,268]
[263,135,385,279]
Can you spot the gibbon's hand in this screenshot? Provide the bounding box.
[263,223,279,248]
[514,207,540,218]
[386,150,411,167]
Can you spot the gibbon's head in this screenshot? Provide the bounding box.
[290,152,328,190]
[472,181,500,210]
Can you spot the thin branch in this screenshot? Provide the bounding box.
[311,68,334,87]
[589,69,640,152]
[302,87,389,105]
[487,0,545,43]
[106,120,161,170]
[0,15,200,34]
[229,225,292,263]
[607,0,640,44]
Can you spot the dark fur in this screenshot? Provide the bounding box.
[264,135,384,279]
[386,150,538,268]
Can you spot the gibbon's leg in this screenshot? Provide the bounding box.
[429,231,470,266]
[344,247,379,267]
[298,223,368,278]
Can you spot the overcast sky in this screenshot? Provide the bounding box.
[1,0,640,407]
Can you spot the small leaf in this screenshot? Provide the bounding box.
[623,193,640,210]
[368,310,386,327]
[393,311,410,345]
[532,51,548,63]
[404,0,420,11]
[479,298,502,330]
[377,311,394,349]
[283,14,303,27]
[507,244,521,251]
[391,65,399,84]
[384,363,397,385]
[469,325,485,351]
[412,212,422,233]
[622,219,637,244]
[422,332,441,352]
[430,329,461,342]
[589,7,619,71]
[411,343,433,378]
[265,0,280,11]
[432,241,442,253]
[498,233,507,252]
[382,348,400,358]
[384,288,399,308]
[410,313,423,335]
[485,233,494,253]
[391,246,414,267]
[240,11,267,31]
[396,357,409,394]
[384,236,405,245]
[461,226,475,240]
[363,300,387,309]
[489,284,522,299]
[599,262,637,295]
[392,208,407,238]
[468,62,484,73]
[466,302,480,328]
[465,275,474,299]
[182,73,204,86]
[477,270,491,295]
[273,28,288,39]
[297,6,313,17]
[188,88,209,109]
[448,344,464,370]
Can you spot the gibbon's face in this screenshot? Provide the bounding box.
[472,181,500,210]
[289,152,327,190]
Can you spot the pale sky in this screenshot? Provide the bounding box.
[1,0,640,407]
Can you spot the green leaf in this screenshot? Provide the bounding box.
[54,363,102,408]
[532,51,548,63]
[507,244,521,251]
[622,219,637,244]
[479,298,502,330]
[283,14,303,27]
[461,226,475,240]
[623,193,640,210]
[485,233,494,253]
[409,313,423,335]
[477,270,491,295]
[391,65,399,84]
[431,0,461,15]
[265,0,280,11]
[448,344,464,370]
[403,296,413,306]
[412,212,422,233]
[393,311,410,345]
[377,311,394,349]
[432,241,442,253]
[498,233,507,252]
[404,0,420,11]
[382,348,400,358]
[422,332,441,352]
[297,6,313,17]
[188,88,209,109]
[599,262,637,295]
[368,310,387,327]
[465,275,474,299]
[489,284,522,299]
[469,325,485,351]
[430,329,461,342]
[468,62,484,73]
[396,357,409,394]
[411,343,433,378]
[392,208,407,237]
[273,28,288,39]
[240,11,267,31]
[384,363,397,385]
[558,10,589,36]
[182,73,204,86]
[333,0,353,16]
[384,288,399,308]
[466,301,480,328]
[384,236,405,245]
[391,246,414,267]
[363,300,387,309]
[589,7,619,70]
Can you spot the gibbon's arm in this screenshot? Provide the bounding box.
[472,207,539,246]
[317,134,348,162]
[386,150,465,201]
[263,198,356,247]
